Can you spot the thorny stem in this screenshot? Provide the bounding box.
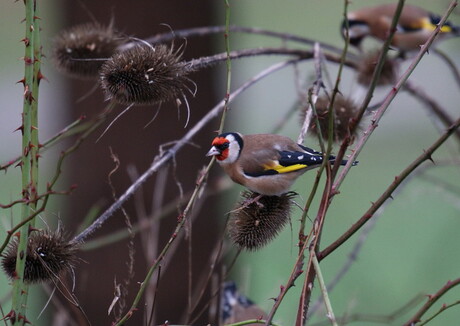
[403,278,460,326]
[10,1,40,325]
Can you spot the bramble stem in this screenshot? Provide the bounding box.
[11,1,41,325]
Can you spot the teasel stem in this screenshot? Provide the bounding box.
[10,0,41,325]
[217,0,232,134]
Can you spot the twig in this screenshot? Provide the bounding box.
[311,255,337,326]
[419,300,460,326]
[403,278,460,326]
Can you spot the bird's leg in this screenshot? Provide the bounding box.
[242,193,264,208]
[228,193,265,215]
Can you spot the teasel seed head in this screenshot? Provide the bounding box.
[52,22,126,79]
[99,44,195,105]
[307,95,360,142]
[1,229,79,283]
[228,191,296,251]
[357,50,399,86]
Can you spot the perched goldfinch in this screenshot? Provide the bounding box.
[221,281,268,325]
[342,4,460,52]
[206,132,357,196]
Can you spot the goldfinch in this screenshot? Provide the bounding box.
[206,132,357,196]
[342,4,460,52]
[221,281,267,324]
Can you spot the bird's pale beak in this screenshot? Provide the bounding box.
[206,146,220,157]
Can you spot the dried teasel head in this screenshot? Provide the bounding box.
[307,95,360,143]
[356,50,399,86]
[1,229,79,284]
[52,22,126,79]
[228,191,296,251]
[99,43,195,106]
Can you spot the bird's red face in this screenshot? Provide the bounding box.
[207,136,230,161]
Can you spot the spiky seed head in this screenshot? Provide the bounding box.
[307,95,360,142]
[357,50,399,86]
[228,191,296,251]
[1,229,79,284]
[52,22,126,79]
[99,44,194,105]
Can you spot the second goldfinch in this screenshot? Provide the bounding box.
[342,4,460,53]
[206,132,357,196]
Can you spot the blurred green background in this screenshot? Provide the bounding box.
[1,0,459,325]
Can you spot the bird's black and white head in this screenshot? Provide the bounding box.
[341,18,370,48]
[206,132,244,164]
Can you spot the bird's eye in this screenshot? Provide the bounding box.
[216,142,229,150]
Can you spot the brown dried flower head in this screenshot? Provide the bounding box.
[99,44,194,105]
[308,95,360,142]
[228,191,296,251]
[357,50,399,86]
[1,229,79,283]
[52,22,125,79]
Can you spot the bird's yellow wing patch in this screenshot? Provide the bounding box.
[263,163,307,174]
[420,17,452,33]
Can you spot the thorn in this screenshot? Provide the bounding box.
[20,37,30,46]
[37,70,48,83]
[1,310,16,323]
[18,313,31,324]
[16,78,25,86]
[14,124,24,134]
[425,151,435,164]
